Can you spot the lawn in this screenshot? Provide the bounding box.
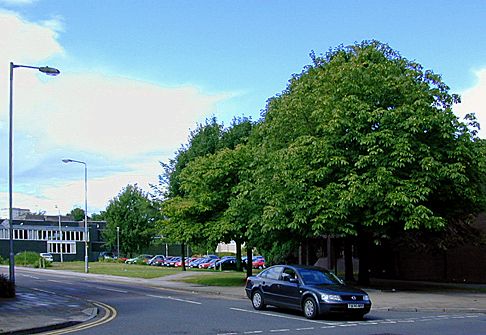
[48,261,255,286]
[179,271,248,287]
[49,261,182,279]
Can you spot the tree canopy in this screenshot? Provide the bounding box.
[158,40,486,282]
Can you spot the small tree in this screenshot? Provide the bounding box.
[103,185,159,256]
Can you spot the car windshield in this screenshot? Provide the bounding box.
[299,268,343,285]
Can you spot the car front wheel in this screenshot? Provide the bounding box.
[252,290,266,310]
[303,297,318,319]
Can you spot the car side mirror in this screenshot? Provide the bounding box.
[289,278,299,284]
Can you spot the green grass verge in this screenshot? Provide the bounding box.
[179,271,248,287]
[49,262,182,279]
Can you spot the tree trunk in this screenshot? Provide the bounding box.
[246,247,253,278]
[344,237,355,282]
[236,240,242,272]
[181,242,186,271]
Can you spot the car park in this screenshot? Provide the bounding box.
[245,265,371,319]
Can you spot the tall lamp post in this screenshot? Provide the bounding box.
[8,62,60,285]
[62,159,89,273]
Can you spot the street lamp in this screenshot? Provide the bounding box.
[55,205,63,262]
[116,227,120,258]
[62,159,89,273]
[8,62,60,286]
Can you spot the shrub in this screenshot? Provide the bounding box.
[0,274,15,298]
[15,251,43,267]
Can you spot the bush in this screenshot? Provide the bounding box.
[0,274,15,298]
[15,251,43,267]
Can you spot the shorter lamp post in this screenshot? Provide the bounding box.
[62,159,88,273]
[116,227,120,258]
[55,205,63,262]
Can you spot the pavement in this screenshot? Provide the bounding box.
[1,268,486,335]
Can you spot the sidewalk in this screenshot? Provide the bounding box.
[1,268,485,334]
[0,286,97,334]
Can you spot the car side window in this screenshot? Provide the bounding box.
[261,266,283,280]
[281,267,298,281]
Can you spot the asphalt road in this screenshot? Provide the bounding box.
[14,269,486,335]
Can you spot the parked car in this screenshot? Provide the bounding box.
[210,257,237,270]
[198,258,219,269]
[125,254,153,264]
[99,252,116,260]
[164,256,181,267]
[188,257,209,268]
[148,255,166,266]
[252,256,266,269]
[245,265,371,319]
[40,252,53,262]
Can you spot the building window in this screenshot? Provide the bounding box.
[48,241,76,254]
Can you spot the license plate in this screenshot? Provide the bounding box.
[348,304,364,309]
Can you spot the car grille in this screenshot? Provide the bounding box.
[340,295,364,301]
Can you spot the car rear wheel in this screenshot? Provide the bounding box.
[303,297,318,319]
[252,290,265,310]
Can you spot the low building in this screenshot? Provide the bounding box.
[0,214,106,262]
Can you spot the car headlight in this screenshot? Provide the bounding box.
[321,294,342,302]
[363,295,370,301]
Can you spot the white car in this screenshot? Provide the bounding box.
[40,252,53,262]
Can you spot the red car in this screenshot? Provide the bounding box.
[252,257,266,269]
[198,258,219,269]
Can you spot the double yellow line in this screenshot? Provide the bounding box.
[40,301,117,334]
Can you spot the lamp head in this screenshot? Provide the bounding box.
[38,66,60,76]
[62,159,72,163]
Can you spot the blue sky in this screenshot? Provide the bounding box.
[1,0,485,215]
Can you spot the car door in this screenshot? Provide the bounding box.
[276,267,302,309]
[259,266,284,305]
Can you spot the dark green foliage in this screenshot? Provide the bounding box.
[0,274,15,298]
[69,207,85,221]
[103,184,160,257]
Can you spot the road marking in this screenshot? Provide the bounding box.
[243,331,263,334]
[269,329,290,332]
[145,294,202,305]
[39,300,117,334]
[295,327,315,331]
[47,279,66,284]
[229,307,328,324]
[96,287,128,293]
[20,274,40,279]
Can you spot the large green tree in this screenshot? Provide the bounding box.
[159,118,254,270]
[103,184,159,256]
[248,40,486,283]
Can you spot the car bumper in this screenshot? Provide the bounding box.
[318,301,372,315]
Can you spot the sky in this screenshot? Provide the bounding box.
[0,0,485,216]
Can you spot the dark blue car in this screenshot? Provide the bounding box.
[245,265,371,319]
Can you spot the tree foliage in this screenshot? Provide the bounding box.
[102,184,159,256]
[159,41,486,282]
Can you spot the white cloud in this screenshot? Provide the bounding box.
[0,0,37,6]
[0,10,229,215]
[0,11,64,64]
[10,72,226,157]
[454,69,486,139]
